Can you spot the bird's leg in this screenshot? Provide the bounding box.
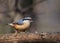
[13,30,18,36]
[24,29,30,33]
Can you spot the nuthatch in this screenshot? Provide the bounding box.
[8,17,33,35]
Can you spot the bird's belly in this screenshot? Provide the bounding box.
[14,23,30,30]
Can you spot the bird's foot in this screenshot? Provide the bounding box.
[12,32,18,37]
[12,30,18,36]
[20,32,25,34]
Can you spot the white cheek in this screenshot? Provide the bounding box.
[23,20,30,23]
[23,20,30,25]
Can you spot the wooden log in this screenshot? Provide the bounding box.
[0,33,59,43]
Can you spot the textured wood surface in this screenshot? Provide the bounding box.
[0,33,60,43]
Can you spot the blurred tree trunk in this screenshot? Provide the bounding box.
[0,0,12,34]
[33,0,60,33]
[7,0,23,23]
[7,0,15,18]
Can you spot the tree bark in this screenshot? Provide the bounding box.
[0,33,59,43]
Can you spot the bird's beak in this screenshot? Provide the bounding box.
[30,20,33,22]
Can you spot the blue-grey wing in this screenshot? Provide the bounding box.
[17,19,23,25]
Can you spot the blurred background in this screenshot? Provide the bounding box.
[0,0,60,34]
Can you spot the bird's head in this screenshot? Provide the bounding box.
[23,17,33,22]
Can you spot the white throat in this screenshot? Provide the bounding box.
[23,20,30,23]
[23,20,30,25]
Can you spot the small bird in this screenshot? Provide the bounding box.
[8,17,32,35]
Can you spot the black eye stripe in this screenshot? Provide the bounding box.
[23,19,31,20]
